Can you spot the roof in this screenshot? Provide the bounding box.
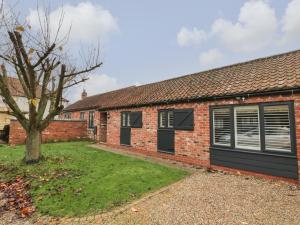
[5,77,42,97]
[64,49,300,112]
[2,77,68,102]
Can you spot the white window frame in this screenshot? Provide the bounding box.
[167,111,174,128]
[263,105,291,153]
[234,106,260,151]
[213,108,231,146]
[122,113,126,127]
[159,111,166,128]
[89,111,95,128]
[127,113,131,127]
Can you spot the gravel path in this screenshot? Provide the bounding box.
[1,171,299,225]
[100,171,300,225]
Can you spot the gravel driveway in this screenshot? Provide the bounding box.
[1,170,299,225]
[100,171,300,225]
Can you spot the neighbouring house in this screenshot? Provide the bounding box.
[63,50,300,182]
[0,77,69,140]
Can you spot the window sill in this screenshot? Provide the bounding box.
[157,149,175,155]
[120,144,132,147]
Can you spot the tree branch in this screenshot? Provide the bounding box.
[0,54,19,67]
[39,64,65,131]
[8,31,31,94]
[64,62,102,78]
[33,43,56,68]
[13,31,36,98]
[13,58,31,98]
[63,77,88,90]
[36,67,51,122]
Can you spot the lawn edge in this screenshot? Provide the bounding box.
[62,171,195,222]
[89,144,197,173]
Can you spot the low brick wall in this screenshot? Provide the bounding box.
[9,119,88,145]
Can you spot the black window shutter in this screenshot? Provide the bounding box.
[174,109,194,130]
[130,111,143,128]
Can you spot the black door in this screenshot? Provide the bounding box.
[120,112,131,145]
[157,110,175,153]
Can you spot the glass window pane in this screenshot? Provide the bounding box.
[89,111,94,128]
[80,112,85,120]
[168,111,174,128]
[122,113,126,127]
[264,105,291,152]
[213,108,231,146]
[92,112,94,127]
[160,111,166,128]
[127,113,131,126]
[235,106,260,150]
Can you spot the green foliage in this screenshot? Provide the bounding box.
[0,142,188,217]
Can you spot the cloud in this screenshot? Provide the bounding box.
[199,49,223,69]
[281,0,300,44]
[177,27,207,47]
[212,0,277,52]
[27,2,118,44]
[66,74,122,102]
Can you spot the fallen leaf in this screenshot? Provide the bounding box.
[0,177,36,218]
[36,196,43,201]
[74,188,82,194]
[131,207,138,212]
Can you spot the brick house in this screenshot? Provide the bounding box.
[63,50,300,182]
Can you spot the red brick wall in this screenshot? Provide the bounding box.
[99,112,107,142]
[105,103,211,166]
[67,93,300,181]
[9,120,88,145]
[61,110,99,140]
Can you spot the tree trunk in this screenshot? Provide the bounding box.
[25,129,42,163]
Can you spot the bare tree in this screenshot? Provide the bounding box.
[0,2,102,163]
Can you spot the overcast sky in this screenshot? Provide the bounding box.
[18,0,300,102]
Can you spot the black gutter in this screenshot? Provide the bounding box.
[97,87,300,112]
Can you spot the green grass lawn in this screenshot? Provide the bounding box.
[0,142,188,217]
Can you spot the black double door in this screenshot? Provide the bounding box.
[157,110,175,153]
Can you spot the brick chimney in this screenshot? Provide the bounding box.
[81,89,87,100]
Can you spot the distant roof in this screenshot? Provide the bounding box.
[5,77,43,97]
[2,77,68,102]
[64,49,300,112]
